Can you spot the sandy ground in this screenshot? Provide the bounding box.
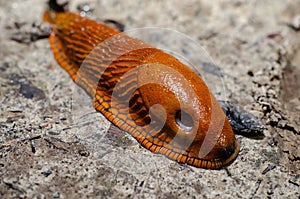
[0,0,299,198]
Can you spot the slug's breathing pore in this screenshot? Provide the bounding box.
[43,10,240,169]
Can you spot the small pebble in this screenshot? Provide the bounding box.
[48,131,60,135]
[290,15,300,31]
[78,150,90,157]
[53,192,60,198]
[41,169,52,177]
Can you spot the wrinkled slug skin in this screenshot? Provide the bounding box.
[43,11,240,169]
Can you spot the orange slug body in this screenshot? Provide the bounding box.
[43,11,240,169]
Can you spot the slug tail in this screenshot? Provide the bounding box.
[43,0,68,23]
[43,1,82,81]
[43,10,55,24]
[43,11,81,81]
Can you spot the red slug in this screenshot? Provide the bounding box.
[43,10,240,169]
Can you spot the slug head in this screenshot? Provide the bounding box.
[134,50,240,169]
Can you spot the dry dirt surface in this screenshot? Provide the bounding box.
[0,0,299,198]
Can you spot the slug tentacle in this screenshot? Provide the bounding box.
[44,9,240,169]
